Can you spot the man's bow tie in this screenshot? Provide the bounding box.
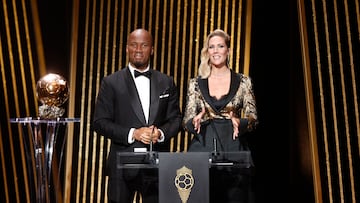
[134,70,151,78]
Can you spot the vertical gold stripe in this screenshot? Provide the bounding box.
[65,0,80,201]
[229,0,236,70]
[134,0,139,28]
[127,0,133,52]
[321,0,345,201]
[111,0,119,73]
[204,0,209,39]
[0,35,11,203]
[105,141,111,203]
[356,0,360,41]
[2,0,22,201]
[90,134,98,203]
[75,0,90,201]
[218,0,222,27]
[118,0,125,71]
[194,0,202,77]
[344,0,360,153]
[51,152,62,203]
[148,0,154,33]
[153,0,161,69]
[102,0,112,85]
[297,1,323,202]
[224,0,229,32]
[243,0,252,75]
[333,0,356,202]
[210,0,215,31]
[0,128,10,203]
[345,0,360,199]
[166,0,174,76]
[142,0,147,28]
[21,0,38,111]
[235,0,243,73]
[97,136,105,203]
[310,0,333,201]
[29,0,46,76]
[160,0,168,73]
[13,0,30,116]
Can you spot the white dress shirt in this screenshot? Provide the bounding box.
[127,64,164,144]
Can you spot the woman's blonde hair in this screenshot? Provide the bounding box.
[198,29,231,78]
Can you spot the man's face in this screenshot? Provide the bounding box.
[126,30,154,70]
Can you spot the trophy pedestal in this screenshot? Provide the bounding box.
[10,117,80,203]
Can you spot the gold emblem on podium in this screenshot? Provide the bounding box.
[174,166,194,203]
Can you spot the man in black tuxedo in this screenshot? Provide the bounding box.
[93,29,182,203]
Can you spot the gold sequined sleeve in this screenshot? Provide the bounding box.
[182,78,204,129]
[240,75,258,130]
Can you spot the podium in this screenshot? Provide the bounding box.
[117,151,253,203]
[10,117,80,203]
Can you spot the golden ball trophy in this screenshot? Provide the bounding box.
[10,73,80,203]
[36,73,69,119]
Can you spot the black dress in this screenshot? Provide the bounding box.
[188,82,250,153]
[188,90,255,203]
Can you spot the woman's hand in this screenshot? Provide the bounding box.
[229,111,240,140]
[193,108,206,134]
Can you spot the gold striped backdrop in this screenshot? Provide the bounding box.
[0,0,253,202]
[298,0,360,202]
[66,0,252,202]
[1,0,360,202]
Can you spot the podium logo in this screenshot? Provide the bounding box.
[174,166,194,203]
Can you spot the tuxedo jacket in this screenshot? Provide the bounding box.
[93,67,182,177]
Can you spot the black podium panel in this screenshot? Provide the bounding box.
[116,151,253,203]
[158,152,209,203]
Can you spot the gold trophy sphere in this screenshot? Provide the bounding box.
[36,73,69,119]
[36,73,69,107]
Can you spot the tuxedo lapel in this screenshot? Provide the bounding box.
[123,68,147,124]
[148,70,159,125]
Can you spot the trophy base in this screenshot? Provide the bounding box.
[38,105,65,119]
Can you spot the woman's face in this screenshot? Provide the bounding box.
[207,36,229,68]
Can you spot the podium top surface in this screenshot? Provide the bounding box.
[116,151,253,169]
[10,117,81,124]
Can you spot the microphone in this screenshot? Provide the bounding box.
[213,138,218,154]
[149,127,154,163]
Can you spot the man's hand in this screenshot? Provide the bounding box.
[133,126,160,144]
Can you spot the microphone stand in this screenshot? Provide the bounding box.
[149,127,155,164]
[212,138,219,163]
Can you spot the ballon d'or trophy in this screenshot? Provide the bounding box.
[36,73,69,119]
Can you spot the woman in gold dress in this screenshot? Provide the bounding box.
[183,29,258,203]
